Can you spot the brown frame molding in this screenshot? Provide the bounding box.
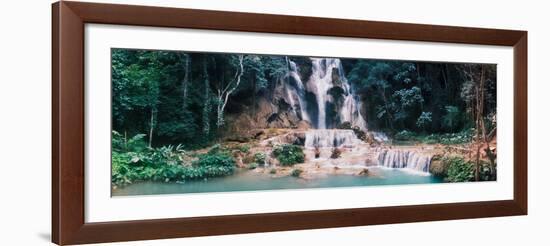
[52,1,527,245]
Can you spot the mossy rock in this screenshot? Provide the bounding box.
[429,155,449,177]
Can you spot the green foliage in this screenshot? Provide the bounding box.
[394,130,416,141]
[272,144,305,166]
[112,131,148,152]
[269,168,277,174]
[112,134,236,187]
[291,169,303,177]
[443,106,461,131]
[444,157,475,182]
[238,144,251,153]
[393,86,424,108]
[416,112,432,130]
[254,152,267,165]
[112,152,137,186]
[437,129,474,144]
[193,151,235,169]
[393,129,473,145]
[247,163,259,170]
[346,59,495,135]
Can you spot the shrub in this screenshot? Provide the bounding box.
[416,112,432,131]
[207,144,224,154]
[272,144,305,166]
[394,130,416,141]
[111,134,237,187]
[112,152,136,186]
[238,144,250,153]
[269,168,277,174]
[291,169,303,177]
[194,152,235,168]
[437,129,474,144]
[254,152,267,165]
[112,131,147,152]
[192,151,236,178]
[444,156,475,182]
[247,163,259,169]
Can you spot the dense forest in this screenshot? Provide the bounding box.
[111,48,497,193]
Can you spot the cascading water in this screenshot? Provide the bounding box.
[306,58,367,130]
[377,149,432,173]
[282,57,367,130]
[304,129,361,148]
[282,58,310,122]
[308,59,333,129]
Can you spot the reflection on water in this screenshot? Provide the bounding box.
[112,167,443,196]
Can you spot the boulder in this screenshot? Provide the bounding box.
[287,131,306,146]
[429,155,449,177]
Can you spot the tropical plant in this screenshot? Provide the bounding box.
[272,144,305,166]
[444,156,475,182]
[416,112,432,131]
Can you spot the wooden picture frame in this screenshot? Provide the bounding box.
[52,1,527,245]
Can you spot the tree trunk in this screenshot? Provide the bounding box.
[148,107,156,148]
[379,86,394,130]
[182,54,190,107]
[124,130,128,151]
[215,55,244,128]
[202,58,211,138]
[474,65,485,181]
[252,73,257,117]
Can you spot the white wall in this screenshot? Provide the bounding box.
[0,0,546,245]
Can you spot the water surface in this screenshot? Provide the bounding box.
[112,167,443,196]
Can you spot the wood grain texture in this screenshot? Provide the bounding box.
[52,1,528,245]
[52,2,85,245]
[513,34,528,213]
[63,1,524,46]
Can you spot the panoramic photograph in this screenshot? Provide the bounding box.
[110,48,497,196]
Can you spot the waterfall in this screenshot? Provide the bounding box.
[283,59,310,122]
[306,58,367,130]
[308,59,333,129]
[304,129,361,148]
[377,149,432,173]
[281,57,368,130]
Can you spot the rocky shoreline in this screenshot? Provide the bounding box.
[220,127,480,181]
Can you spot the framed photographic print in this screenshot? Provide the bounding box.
[52,1,527,245]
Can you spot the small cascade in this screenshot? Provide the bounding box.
[377,149,432,173]
[304,129,361,148]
